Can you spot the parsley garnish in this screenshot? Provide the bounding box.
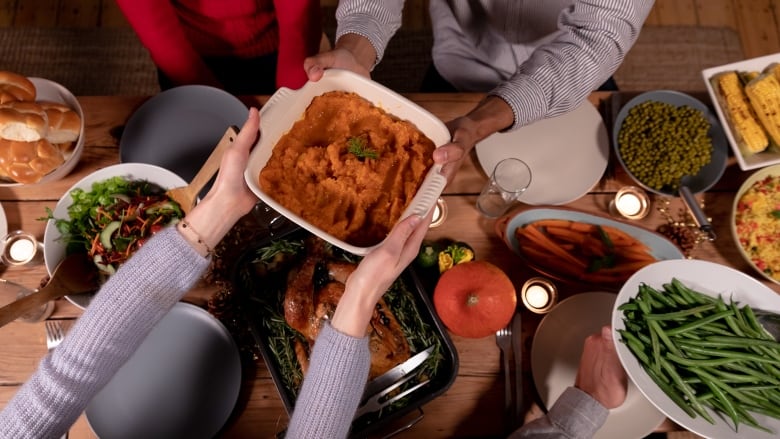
[347,136,378,160]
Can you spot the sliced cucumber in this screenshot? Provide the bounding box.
[100,221,121,250]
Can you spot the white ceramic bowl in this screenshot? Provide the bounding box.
[731,163,780,286]
[612,259,780,439]
[702,52,780,171]
[43,163,188,309]
[244,69,450,255]
[0,77,85,186]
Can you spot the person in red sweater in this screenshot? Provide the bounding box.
[116,0,322,94]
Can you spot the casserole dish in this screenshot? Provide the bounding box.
[243,69,450,255]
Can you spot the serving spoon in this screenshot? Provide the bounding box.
[165,125,239,214]
[0,253,99,328]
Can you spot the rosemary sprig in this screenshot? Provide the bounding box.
[347,136,378,160]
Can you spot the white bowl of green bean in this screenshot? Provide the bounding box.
[612,259,780,439]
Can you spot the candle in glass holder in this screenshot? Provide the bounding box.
[429,197,448,228]
[1,231,41,266]
[521,277,558,314]
[610,186,650,220]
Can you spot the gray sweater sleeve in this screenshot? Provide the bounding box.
[0,227,210,439]
[286,323,371,439]
[509,387,609,439]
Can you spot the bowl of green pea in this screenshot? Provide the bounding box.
[612,90,729,197]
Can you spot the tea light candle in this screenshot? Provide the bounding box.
[611,186,650,220]
[521,277,558,314]
[525,284,550,309]
[429,197,448,228]
[1,231,41,266]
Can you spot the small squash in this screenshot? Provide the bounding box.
[433,261,517,338]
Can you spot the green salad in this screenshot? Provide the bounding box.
[43,176,183,275]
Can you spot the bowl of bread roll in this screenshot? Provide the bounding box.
[0,71,84,185]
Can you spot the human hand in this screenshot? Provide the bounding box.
[434,116,480,182]
[331,212,432,337]
[434,96,514,183]
[184,108,261,251]
[304,34,375,81]
[201,107,261,217]
[574,325,628,409]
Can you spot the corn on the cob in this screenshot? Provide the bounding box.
[745,72,780,147]
[713,71,769,155]
[764,62,780,82]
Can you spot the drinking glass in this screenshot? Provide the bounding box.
[476,158,532,218]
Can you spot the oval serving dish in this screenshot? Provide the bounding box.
[495,207,685,287]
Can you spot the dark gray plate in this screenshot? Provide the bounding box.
[612,90,729,196]
[85,302,241,439]
[119,85,247,185]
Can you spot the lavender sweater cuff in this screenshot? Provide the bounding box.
[286,322,370,439]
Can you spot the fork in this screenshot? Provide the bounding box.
[495,326,512,432]
[45,320,66,351]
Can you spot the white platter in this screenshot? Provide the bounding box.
[532,292,665,439]
[612,259,780,439]
[85,302,242,439]
[43,163,188,309]
[244,69,450,255]
[475,101,609,205]
[702,52,780,171]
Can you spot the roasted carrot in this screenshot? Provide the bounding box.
[515,218,658,284]
[523,225,587,268]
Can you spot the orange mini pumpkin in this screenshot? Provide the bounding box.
[433,261,517,338]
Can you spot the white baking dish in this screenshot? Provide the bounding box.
[244,69,450,255]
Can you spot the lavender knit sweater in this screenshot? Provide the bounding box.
[0,227,607,438]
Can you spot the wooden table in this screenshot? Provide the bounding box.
[0,92,777,438]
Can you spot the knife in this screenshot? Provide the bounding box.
[511,312,523,430]
[362,346,435,402]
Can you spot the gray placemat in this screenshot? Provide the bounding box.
[614,25,745,92]
[0,27,159,96]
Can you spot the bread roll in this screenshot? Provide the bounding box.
[0,138,64,184]
[0,71,36,104]
[0,101,48,142]
[39,101,80,146]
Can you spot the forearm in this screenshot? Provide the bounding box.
[508,387,608,438]
[0,228,209,438]
[334,0,404,69]
[491,0,654,130]
[287,323,370,439]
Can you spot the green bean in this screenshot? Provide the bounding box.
[644,303,717,321]
[665,310,734,336]
[661,358,715,423]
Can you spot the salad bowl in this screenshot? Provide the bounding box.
[43,163,187,309]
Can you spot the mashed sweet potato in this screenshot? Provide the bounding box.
[259,91,436,247]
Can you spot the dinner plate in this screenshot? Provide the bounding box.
[85,302,242,439]
[532,292,666,439]
[475,102,609,205]
[612,259,780,439]
[120,85,247,187]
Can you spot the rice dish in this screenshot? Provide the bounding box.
[734,174,780,281]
